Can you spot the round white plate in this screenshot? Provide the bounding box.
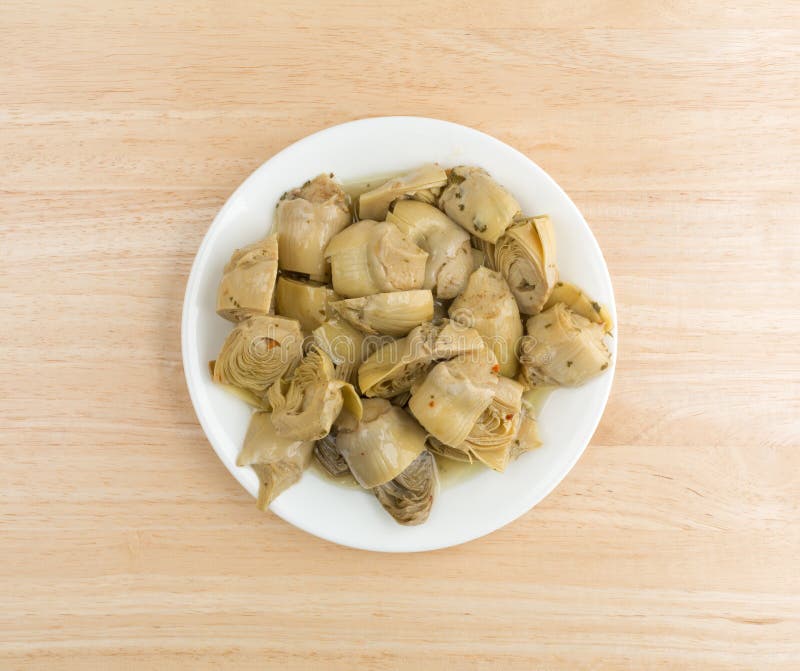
[182,116,617,552]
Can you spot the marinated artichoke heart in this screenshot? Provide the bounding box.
[213,315,303,397]
[275,275,338,333]
[544,281,614,333]
[216,234,279,322]
[208,360,269,409]
[449,266,523,378]
[457,376,524,472]
[358,163,447,221]
[336,398,428,489]
[275,173,351,281]
[314,431,350,478]
[373,450,438,526]
[358,320,485,398]
[440,166,521,243]
[331,290,434,337]
[387,200,472,299]
[236,411,314,510]
[324,219,428,298]
[518,303,611,387]
[494,215,558,315]
[267,347,363,441]
[408,348,499,448]
[311,318,367,385]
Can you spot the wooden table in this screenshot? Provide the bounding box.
[3,2,799,669]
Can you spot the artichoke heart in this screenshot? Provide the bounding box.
[519,303,611,387]
[275,276,338,333]
[408,348,499,448]
[324,219,428,298]
[311,318,367,384]
[439,166,521,243]
[213,315,303,397]
[544,281,614,333]
[358,164,447,220]
[494,215,558,315]
[373,450,438,526]
[449,266,523,378]
[358,320,485,398]
[236,411,314,510]
[274,173,351,281]
[267,347,363,441]
[336,398,428,489]
[387,200,472,299]
[314,431,351,478]
[216,234,279,322]
[458,376,524,472]
[331,290,434,337]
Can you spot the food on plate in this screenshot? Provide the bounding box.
[324,219,428,298]
[439,165,521,243]
[274,173,350,281]
[209,166,613,524]
[330,290,434,337]
[236,411,314,510]
[216,234,279,322]
[518,303,611,387]
[212,315,303,397]
[449,266,523,378]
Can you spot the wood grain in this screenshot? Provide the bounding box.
[2,1,799,669]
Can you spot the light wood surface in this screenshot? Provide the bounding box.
[2,2,799,669]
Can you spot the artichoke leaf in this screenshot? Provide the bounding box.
[358,164,447,220]
[544,281,614,333]
[331,290,434,337]
[236,411,314,510]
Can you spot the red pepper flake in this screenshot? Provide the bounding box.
[491,364,500,373]
[429,400,435,407]
[505,413,513,420]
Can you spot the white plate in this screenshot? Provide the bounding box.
[182,117,617,552]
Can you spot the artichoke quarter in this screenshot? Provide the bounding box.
[494,215,558,315]
[274,173,351,281]
[236,411,314,510]
[439,165,521,243]
[518,303,611,387]
[386,200,472,299]
[324,219,428,298]
[216,234,279,322]
[449,266,524,378]
[212,315,304,397]
[267,347,363,442]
